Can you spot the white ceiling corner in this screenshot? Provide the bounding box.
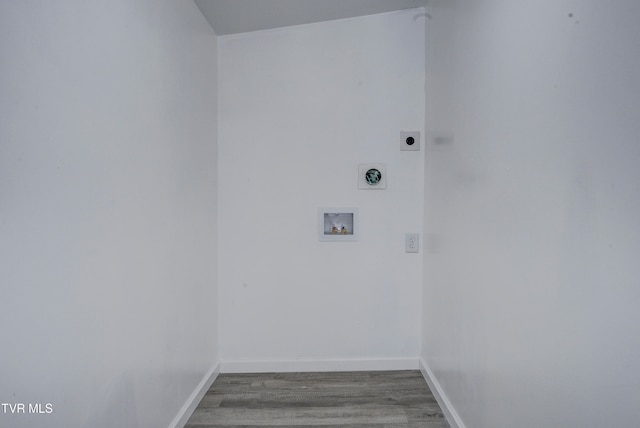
[194,0,429,35]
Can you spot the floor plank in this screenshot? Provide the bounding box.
[185,370,450,427]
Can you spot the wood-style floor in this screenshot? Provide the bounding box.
[185,370,450,427]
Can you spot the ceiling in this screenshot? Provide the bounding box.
[194,0,428,35]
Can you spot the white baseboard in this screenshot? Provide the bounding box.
[220,357,419,373]
[168,362,220,428]
[419,358,466,428]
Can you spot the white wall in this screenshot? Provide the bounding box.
[218,10,425,371]
[0,1,218,427]
[422,1,640,427]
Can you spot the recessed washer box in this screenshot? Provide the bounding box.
[318,207,359,241]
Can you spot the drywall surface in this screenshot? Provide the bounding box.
[0,1,218,427]
[218,10,425,368]
[422,1,640,427]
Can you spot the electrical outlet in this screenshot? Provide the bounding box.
[405,233,419,253]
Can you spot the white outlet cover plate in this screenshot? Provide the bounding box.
[358,163,386,190]
[405,233,419,253]
[400,131,420,151]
